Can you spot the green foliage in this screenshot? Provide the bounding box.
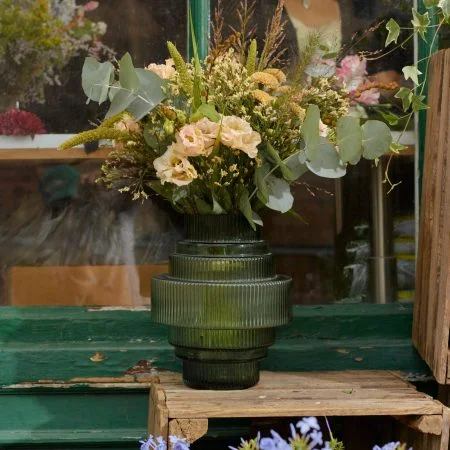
[306,137,347,178]
[82,58,114,104]
[362,121,393,160]
[246,40,258,75]
[167,41,193,95]
[301,105,321,160]
[385,18,401,46]
[239,188,257,230]
[336,116,362,165]
[402,65,422,85]
[411,8,431,42]
[265,175,294,213]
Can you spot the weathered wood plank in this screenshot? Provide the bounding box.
[414,48,450,384]
[157,372,443,419]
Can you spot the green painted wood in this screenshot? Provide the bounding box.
[188,0,210,60]
[0,304,427,386]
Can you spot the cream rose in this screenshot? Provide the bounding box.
[153,143,198,186]
[194,117,220,152]
[220,115,261,158]
[146,58,176,80]
[177,124,209,156]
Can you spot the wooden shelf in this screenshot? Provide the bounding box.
[0,147,112,160]
[149,371,450,450]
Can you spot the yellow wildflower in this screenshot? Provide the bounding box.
[290,104,306,121]
[264,68,287,83]
[250,72,280,90]
[251,89,274,104]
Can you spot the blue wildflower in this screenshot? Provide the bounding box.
[260,437,276,450]
[269,430,291,450]
[373,443,403,450]
[296,417,320,435]
[309,429,323,447]
[169,435,190,450]
[139,435,157,450]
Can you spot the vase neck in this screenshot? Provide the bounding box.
[184,215,259,242]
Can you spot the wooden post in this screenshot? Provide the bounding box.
[148,383,169,441]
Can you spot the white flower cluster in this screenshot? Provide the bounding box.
[153,116,261,186]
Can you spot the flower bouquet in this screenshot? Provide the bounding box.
[60,0,397,390]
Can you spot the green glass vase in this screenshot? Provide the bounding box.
[151,214,292,389]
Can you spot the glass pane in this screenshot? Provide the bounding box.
[0,0,186,306]
[215,0,416,304]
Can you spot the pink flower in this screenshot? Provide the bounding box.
[83,1,99,12]
[177,124,209,156]
[358,88,380,105]
[336,55,367,91]
[0,109,46,136]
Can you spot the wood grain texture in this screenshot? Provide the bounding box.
[155,371,444,419]
[168,419,208,446]
[0,147,111,160]
[148,383,169,442]
[414,48,450,384]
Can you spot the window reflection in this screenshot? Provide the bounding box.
[0,1,186,306]
[217,0,416,304]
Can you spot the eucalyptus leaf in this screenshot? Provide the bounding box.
[143,127,159,149]
[119,53,140,91]
[265,142,294,181]
[301,105,321,160]
[336,116,362,165]
[82,57,114,104]
[106,89,136,119]
[362,120,393,160]
[284,153,308,181]
[306,137,346,178]
[265,175,294,213]
[127,69,165,120]
[239,188,256,230]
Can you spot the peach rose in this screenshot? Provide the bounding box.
[177,124,209,156]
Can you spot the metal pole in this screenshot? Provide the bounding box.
[368,160,397,304]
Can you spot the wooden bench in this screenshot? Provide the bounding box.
[148,371,450,450]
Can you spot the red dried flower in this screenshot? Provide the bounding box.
[0,109,46,137]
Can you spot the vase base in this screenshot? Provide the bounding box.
[181,359,260,390]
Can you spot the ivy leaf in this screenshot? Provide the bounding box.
[239,188,256,230]
[390,142,408,153]
[301,105,321,160]
[362,120,393,160]
[411,9,431,41]
[395,87,414,111]
[385,18,401,46]
[81,57,114,104]
[424,0,439,7]
[265,175,294,213]
[336,116,362,165]
[411,94,429,112]
[254,163,270,204]
[377,110,400,126]
[119,53,140,92]
[402,65,422,86]
[306,137,346,178]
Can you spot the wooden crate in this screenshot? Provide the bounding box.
[148,371,450,450]
[413,48,450,384]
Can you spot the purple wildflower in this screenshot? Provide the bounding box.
[296,417,320,435]
[260,438,276,450]
[373,443,403,450]
[309,429,323,448]
[169,435,190,450]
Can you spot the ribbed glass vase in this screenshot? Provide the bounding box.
[151,214,292,390]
